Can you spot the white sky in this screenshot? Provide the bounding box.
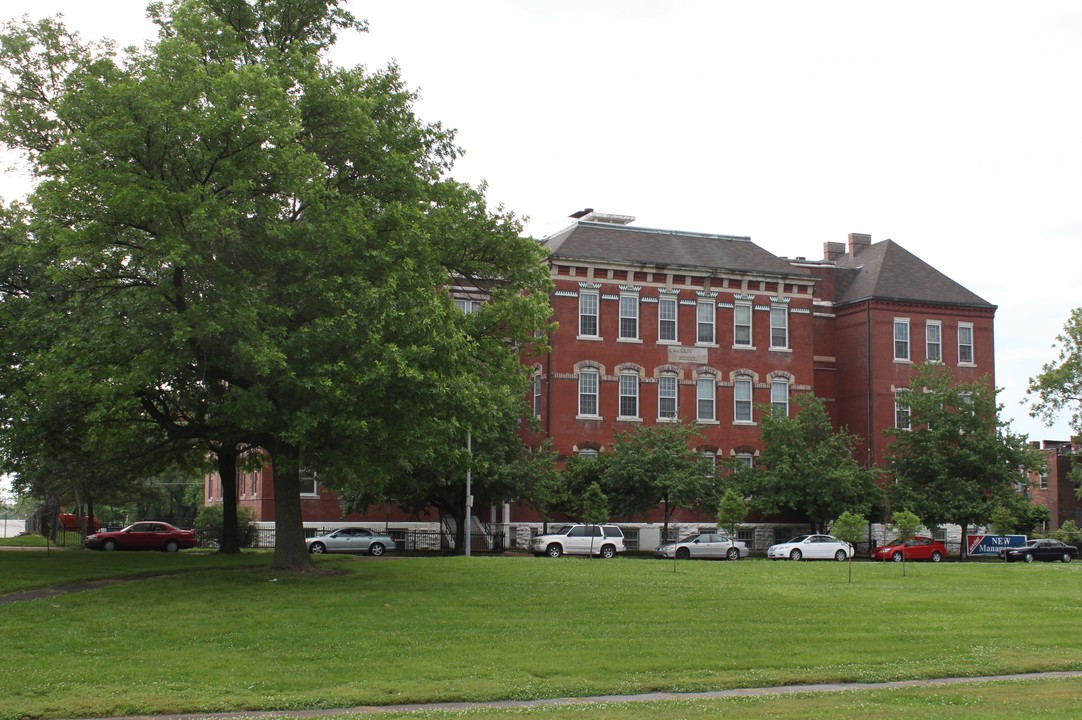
[2,0,1080,444]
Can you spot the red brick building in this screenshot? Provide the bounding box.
[1027,440,1081,529]
[207,212,1005,547]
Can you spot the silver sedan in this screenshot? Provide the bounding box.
[305,527,397,556]
[655,533,749,561]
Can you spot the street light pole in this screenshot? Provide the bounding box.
[465,432,472,557]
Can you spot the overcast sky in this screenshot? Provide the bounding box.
[2,0,1080,444]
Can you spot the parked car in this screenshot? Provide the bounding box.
[305,527,397,556]
[998,538,1078,563]
[84,522,198,552]
[655,533,749,560]
[872,536,947,563]
[529,524,626,558]
[58,513,102,532]
[767,534,854,561]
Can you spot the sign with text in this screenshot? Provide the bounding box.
[667,346,708,365]
[967,534,1027,556]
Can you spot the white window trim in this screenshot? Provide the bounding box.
[617,372,642,421]
[577,369,600,419]
[926,320,942,363]
[771,379,789,416]
[734,302,753,348]
[769,305,789,350]
[958,322,975,366]
[734,376,754,424]
[658,374,678,421]
[894,389,911,431]
[578,291,599,339]
[696,376,716,423]
[658,297,678,344]
[894,318,911,362]
[619,294,639,340]
[696,300,716,346]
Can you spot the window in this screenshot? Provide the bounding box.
[958,323,974,364]
[697,300,715,344]
[658,374,678,419]
[454,298,481,314]
[578,448,599,460]
[734,376,753,423]
[770,306,788,349]
[894,319,910,361]
[894,389,911,430]
[299,469,318,496]
[771,379,789,416]
[250,472,258,497]
[926,321,942,362]
[533,371,542,417]
[696,376,715,421]
[734,303,752,346]
[701,452,717,479]
[579,292,598,337]
[578,370,599,417]
[658,297,677,342]
[618,372,639,418]
[619,295,638,339]
[734,453,754,469]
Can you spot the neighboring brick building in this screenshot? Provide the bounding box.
[1027,440,1081,529]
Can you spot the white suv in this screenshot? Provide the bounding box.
[529,524,626,559]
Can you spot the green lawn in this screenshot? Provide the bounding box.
[1,553,1079,719]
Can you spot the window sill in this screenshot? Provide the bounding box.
[733,421,757,427]
[769,346,792,353]
[617,337,644,344]
[577,335,604,342]
[695,342,718,348]
[696,419,720,425]
[733,344,756,351]
[576,414,603,421]
[893,358,912,364]
[617,416,643,423]
[958,361,977,368]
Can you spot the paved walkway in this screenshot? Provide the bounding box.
[60,671,1082,720]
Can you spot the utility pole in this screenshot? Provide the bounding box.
[465,433,472,557]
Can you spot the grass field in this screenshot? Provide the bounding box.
[1,551,1080,719]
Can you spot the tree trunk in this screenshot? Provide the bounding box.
[268,445,315,572]
[217,446,242,553]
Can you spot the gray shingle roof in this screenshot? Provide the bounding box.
[543,221,804,278]
[834,239,994,309]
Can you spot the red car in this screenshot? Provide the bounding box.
[84,522,198,552]
[58,513,102,532]
[872,536,947,563]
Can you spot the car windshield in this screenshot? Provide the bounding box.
[786,535,810,544]
[678,534,702,543]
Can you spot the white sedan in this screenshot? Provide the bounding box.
[655,533,749,561]
[767,534,853,561]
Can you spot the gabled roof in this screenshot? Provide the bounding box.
[833,239,994,309]
[542,221,805,279]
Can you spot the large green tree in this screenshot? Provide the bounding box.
[603,420,714,543]
[886,363,1044,560]
[1028,307,1082,436]
[744,394,879,532]
[0,1,551,570]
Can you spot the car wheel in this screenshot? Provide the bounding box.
[892,551,903,563]
[102,539,118,552]
[931,551,943,563]
[546,543,563,558]
[727,547,741,561]
[369,543,385,557]
[1062,553,1072,563]
[676,547,691,560]
[309,542,326,554]
[164,540,179,553]
[599,544,616,559]
[790,549,802,561]
[1023,553,1034,563]
[835,549,848,561]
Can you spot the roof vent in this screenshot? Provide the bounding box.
[579,211,635,225]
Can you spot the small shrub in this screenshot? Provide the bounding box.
[194,503,258,548]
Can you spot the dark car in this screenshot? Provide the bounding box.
[998,538,1078,563]
[84,522,198,552]
[872,536,947,563]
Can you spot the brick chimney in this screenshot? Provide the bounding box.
[823,241,846,262]
[848,233,871,256]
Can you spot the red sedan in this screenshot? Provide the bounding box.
[84,522,198,552]
[872,536,947,563]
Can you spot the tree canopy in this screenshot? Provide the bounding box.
[743,393,880,532]
[0,0,552,569]
[1027,307,1082,436]
[886,363,1044,559]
